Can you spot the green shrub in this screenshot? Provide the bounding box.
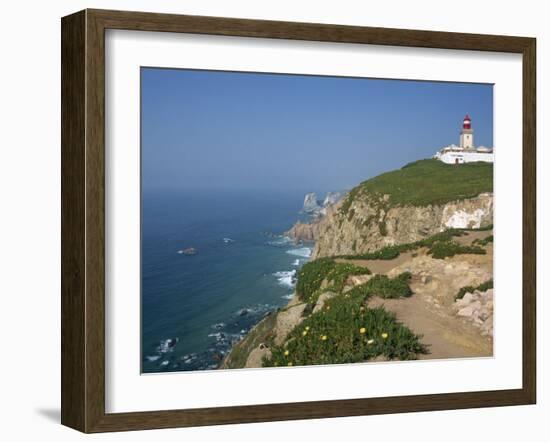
[428,241,486,259]
[296,258,336,302]
[296,258,371,303]
[340,229,488,261]
[263,299,427,368]
[455,279,493,300]
[347,273,413,299]
[263,271,423,367]
[338,228,467,261]
[473,235,493,246]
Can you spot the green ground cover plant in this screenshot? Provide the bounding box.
[455,279,494,300]
[263,272,426,367]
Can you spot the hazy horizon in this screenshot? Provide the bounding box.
[141,68,493,193]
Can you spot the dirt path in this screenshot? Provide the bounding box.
[339,236,494,360]
[335,251,418,274]
[369,293,492,360]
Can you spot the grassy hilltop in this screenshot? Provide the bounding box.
[341,159,493,212]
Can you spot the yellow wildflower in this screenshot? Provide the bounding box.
[367,339,374,345]
[305,326,310,331]
[287,362,293,366]
[381,332,388,339]
[321,335,328,341]
[284,350,289,356]
[359,327,366,334]
[302,330,308,336]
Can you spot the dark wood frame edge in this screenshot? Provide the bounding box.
[61,9,536,433]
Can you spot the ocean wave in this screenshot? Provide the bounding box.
[291,259,301,266]
[267,236,293,247]
[273,270,296,288]
[145,355,161,362]
[286,247,312,258]
[281,292,294,300]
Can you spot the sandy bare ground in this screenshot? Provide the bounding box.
[368,293,492,360]
[340,231,494,360]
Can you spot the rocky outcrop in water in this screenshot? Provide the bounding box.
[301,192,321,214]
[286,191,347,241]
[284,221,320,242]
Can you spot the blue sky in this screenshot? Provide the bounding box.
[141,68,493,194]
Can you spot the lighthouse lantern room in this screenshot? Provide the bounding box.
[459,114,474,149]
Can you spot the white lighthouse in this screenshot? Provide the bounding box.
[459,114,474,149]
[434,115,494,164]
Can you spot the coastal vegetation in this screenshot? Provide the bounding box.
[221,311,279,369]
[340,159,493,213]
[455,279,494,301]
[472,234,494,246]
[263,272,426,367]
[296,258,371,304]
[337,228,487,261]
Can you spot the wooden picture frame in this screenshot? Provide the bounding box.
[61,8,536,433]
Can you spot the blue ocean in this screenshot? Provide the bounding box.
[141,189,313,373]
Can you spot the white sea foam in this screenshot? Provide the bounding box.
[286,247,312,258]
[291,259,300,266]
[160,360,170,366]
[267,236,293,247]
[273,270,296,288]
[146,355,161,362]
[281,293,294,300]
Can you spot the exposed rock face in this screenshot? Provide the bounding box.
[323,191,346,207]
[284,221,320,242]
[286,192,347,242]
[311,192,493,259]
[453,288,493,337]
[301,192,321,213]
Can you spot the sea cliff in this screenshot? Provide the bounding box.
[311,192,493,259]
[223,159,494,369]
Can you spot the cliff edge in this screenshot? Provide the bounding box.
[312,159,493,258]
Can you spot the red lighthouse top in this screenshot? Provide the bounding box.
[463,114,472,129]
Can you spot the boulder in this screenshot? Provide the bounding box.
[347,274,373,287]
[457,306,475,317]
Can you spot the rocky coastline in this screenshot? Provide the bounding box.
[222,160,494,369]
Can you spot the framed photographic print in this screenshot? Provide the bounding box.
[61,9,536,433]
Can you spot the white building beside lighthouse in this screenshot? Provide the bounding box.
[434,115,494,164]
